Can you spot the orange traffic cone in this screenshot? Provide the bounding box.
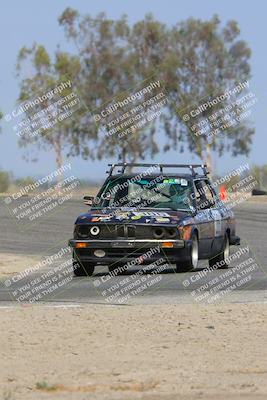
[220,185,227,201]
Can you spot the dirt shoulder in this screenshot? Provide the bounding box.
[247,195,267,203]
[0,303,266,400]
[0,253,40,278]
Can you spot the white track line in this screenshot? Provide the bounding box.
[0,304,82,309]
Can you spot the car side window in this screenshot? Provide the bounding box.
[194,179,215,210]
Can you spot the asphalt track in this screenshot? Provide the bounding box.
[0,198,267,305]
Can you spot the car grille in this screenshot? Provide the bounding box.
[75,224,179,240]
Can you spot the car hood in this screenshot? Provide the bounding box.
[75,208,190,225]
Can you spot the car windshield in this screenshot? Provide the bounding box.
[93,176,193,211]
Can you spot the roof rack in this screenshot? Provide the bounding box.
[106,163,209,177]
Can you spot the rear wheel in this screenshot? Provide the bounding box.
[177,233,199,272]
[73,262,95,277]
[209,234,230,269]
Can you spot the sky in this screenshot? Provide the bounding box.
[0,0,266,180]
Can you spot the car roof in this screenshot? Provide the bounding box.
[107,173,208,181]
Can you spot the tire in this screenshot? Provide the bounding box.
[177,233,199,272]
[73,262,95,277]
[108,265,117,273]
[209,234,230,269]
[108,265,124,275]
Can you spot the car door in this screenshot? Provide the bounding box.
[193,179,218,258]
[200,179,227,257]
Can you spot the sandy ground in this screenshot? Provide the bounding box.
[248,196,267,203]
[0,254,40,277]
[0,303,267,400]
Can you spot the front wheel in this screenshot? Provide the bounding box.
[108,265,126,275]
[177,233,199,272]
[73,262,95,277]
[209,234,230,269]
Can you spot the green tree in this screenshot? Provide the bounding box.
[16,44,82,173]
[0,170,10,193]
[58,9,165,163]
[58,10,253,171]
[129,15,253,172]
[251,165,267,190]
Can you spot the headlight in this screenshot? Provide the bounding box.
[76,225,90,238]
[153,227,165,239]
[166,227,177,238]
[90,225,100,236]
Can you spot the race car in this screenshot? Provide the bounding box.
[68,163,240,276]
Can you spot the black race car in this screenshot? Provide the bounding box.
[69,163,240,276]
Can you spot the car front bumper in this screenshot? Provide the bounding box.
[68,238,190,264]
[69,238,185,249]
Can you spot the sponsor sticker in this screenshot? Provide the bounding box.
[180,179,188,186]
[155,217,170,223]
[115,213,129,220]
[91,217,100,222]
[92,214,113,221]
[132,211,170,217]
[131,215,142,220]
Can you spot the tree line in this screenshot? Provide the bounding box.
[6,9,256,174]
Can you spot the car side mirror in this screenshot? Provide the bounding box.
[83,196,94,206]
